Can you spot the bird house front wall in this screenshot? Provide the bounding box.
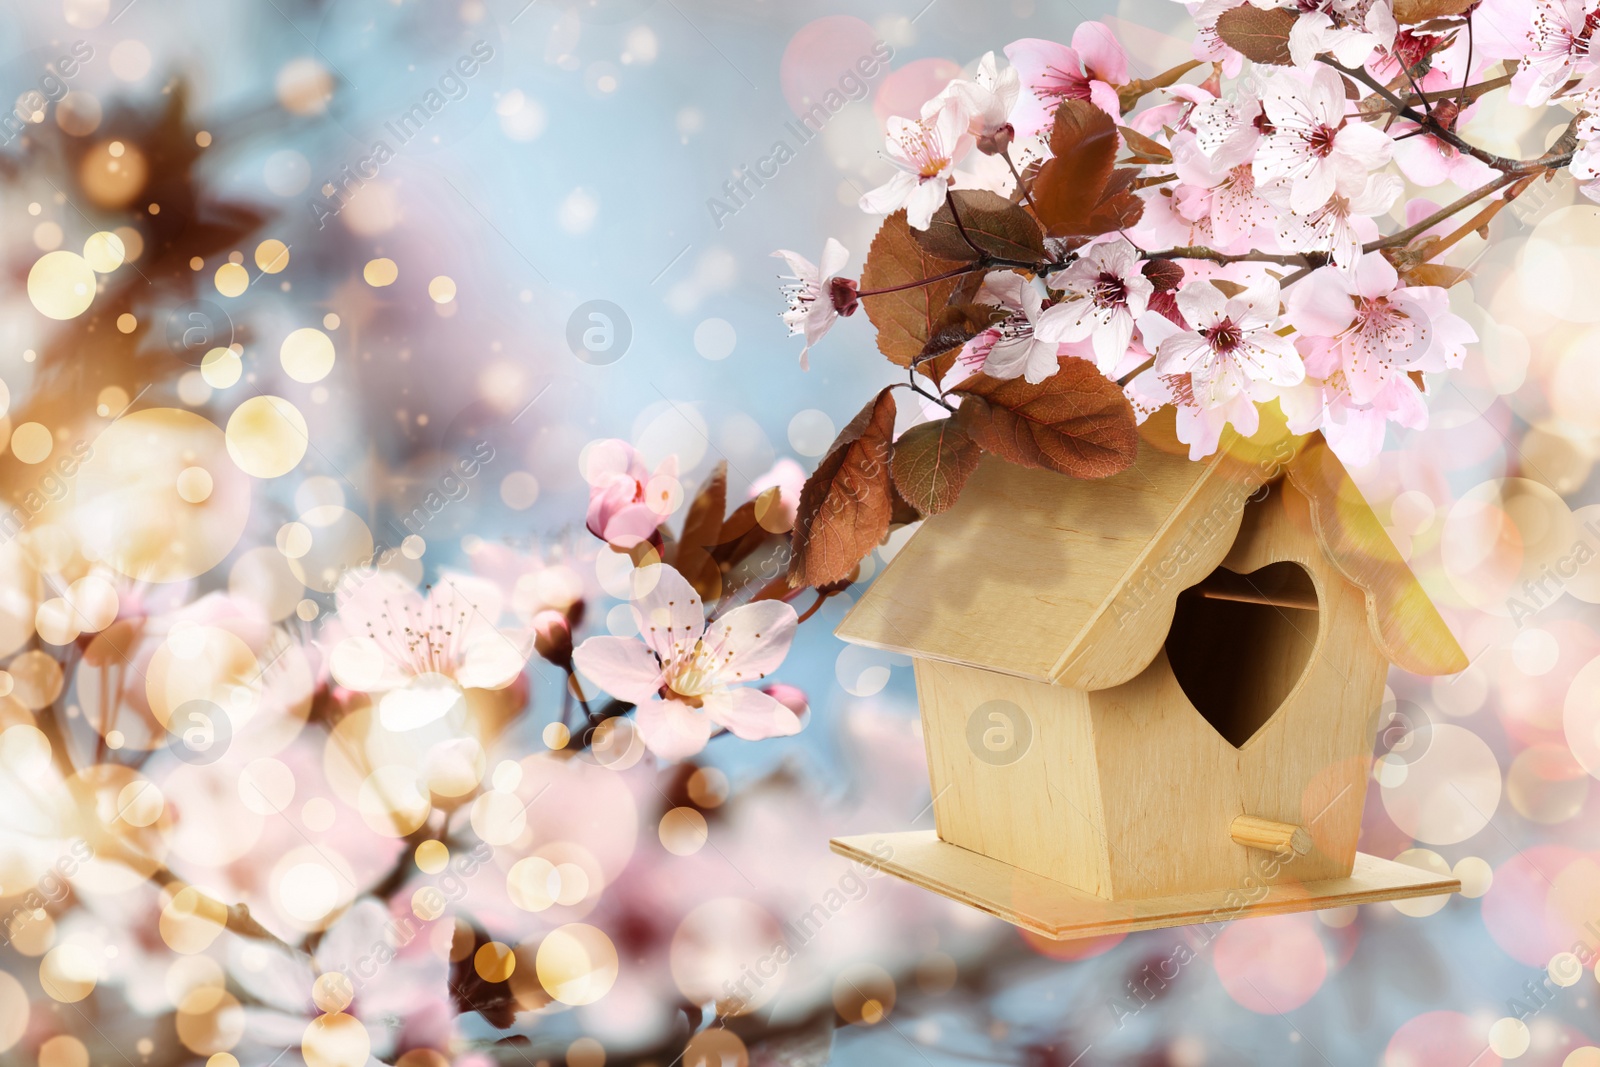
[912,482,1394,904]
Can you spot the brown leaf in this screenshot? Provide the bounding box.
[1402,262,1474,288]
[1214,5,1297,65]
[788,389,898,587]
[1118,125,1173,164]
[1031,101,1145,237]
[666,462,726,601]
[890,418,982,516]
[1393,0,1475,21]
[1142,257,1185,292]
[953,359,1139,478]
[860,211,970,368]
[913,189,1049,263]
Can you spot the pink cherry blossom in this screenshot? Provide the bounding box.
[572,564,802,760]
[1254,66,1394,214]
[1506,0,1600,104]
[959,271,1066,383]
[859,95,975,229]
[1289,0,1396,69]
[1275,171,1403,270]
[1004,23,1130,136]
[1151,278,1305,413]
[584,438,678,548]
[1035,239,1154,374]
[936,51,1021,151]
[1282,251,1474,404]
[1189,82,1267,170]
[1172,133,1279,249]
[329,570,532,729]
[773,238,855,369]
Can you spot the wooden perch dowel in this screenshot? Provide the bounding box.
[1230,815,1312,856]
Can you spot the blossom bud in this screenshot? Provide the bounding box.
[761,682,809,724]
[977,122,1014,156]
[829,276,860,317]
[532,609,573,669]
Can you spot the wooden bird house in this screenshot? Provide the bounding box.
[829,422,1467,940]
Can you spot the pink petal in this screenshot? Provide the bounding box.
[635,699,712,760]
[1072,22,1129,84]
[572,636,664,703]
[703,600,798,688]
[630,564,706,665]
[703,687,804,742]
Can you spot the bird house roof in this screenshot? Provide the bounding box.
[835,419,1467,689]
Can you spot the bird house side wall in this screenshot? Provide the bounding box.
[913,658,1115,899]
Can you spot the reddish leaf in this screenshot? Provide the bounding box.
[1214,5,1297,65]
[860,211,970,368]
[1401,262,1474,288]
[1118,125,1173,164]
[1142,257,1185,293]
[914,189,1049,263]
[666,462,726,601]
[1031,101,1145,237]
[891,418,982,516]
[953,359,1139,479]
[788,389,898,588]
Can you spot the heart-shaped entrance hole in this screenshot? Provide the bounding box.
[1164,561,1319,748]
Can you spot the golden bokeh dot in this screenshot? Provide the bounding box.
[475,941,517,983]
[80,139,147,207]
[833,963,895,1025]
[1566,1049,1600,1067]
[190,256,204,271]
[116,312,137,333]
[8,651,65,710]
[74,408,252,582]
[302,797,335,831]
[176,465,215,504]
[363,258,398,287]
[415,839,449,874]
[40,944,98,1002]
[312,972,354,1014]
[214,262,249,298]
[543,721,571,749]
[69,575,119,632]
[38,1034,89,1067]
[411,886,446,922]
[536,925,618,1005]
[33,221,63,251]
[567,1038,606,1067]
[9,909,55,956]
[296,599,320,621]
[117,778,164,827]
[659,807,708,856]
[1489,1017,1530,1058]
[207,1055,239,1067]
[35,598,80,646]
[83,230,126,272]
[323,313,340,329]
[277,521,312,558]
[10,422,52,464]
[178,370,213,407]
[686,767,728,808]
[280,328,335,383]
[428,275,457,303]
[57,91,102,136]
[201,347,242,389]
[27,251,97,319]
[255,239,290,273]
[500,471,540,510]
[276,58,334,116]
[226,396,309,479]
[196,130,212,147]
[160,887,228,955]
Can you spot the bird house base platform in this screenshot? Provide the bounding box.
[830,831,1460,941]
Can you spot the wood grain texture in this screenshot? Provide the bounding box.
[832,830,1461,941]
[836,442,1256,688]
